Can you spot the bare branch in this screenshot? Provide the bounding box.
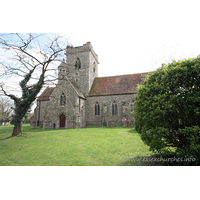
[0,33,68,136]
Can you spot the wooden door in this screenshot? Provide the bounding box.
[60,114,66,128]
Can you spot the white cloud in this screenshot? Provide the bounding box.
[51,0,200,76]
[1,0,200,111]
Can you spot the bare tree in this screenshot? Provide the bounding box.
[0,33,67,136]
[0,96,13,123]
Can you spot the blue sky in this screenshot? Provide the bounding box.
[2,0,200,78]
[61,0,200,76]
[1,0,200,100]
[1,0,200,92]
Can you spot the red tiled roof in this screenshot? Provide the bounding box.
[88,72,148,96]
[38,87,55,101]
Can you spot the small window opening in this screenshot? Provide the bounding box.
[75,57,81,69]
[60,93,66,106]
[93,62,96,73]
[95,102,100,115]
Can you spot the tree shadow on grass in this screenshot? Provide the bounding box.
[0,136,13,141]
[126,128,138,133]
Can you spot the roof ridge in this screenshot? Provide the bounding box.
[95,72,149,79]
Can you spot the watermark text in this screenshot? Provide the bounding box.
[127,156,196,163]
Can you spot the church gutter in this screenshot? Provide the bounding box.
[88,92,137,97]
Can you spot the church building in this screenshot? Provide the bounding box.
[30,42,147,129]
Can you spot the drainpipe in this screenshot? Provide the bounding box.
[37,101,41,126]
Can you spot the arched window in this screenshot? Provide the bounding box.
[130,99,134,112]
[60,93,66,106]
[95,102,100,115]
[75,57,81,69]
[93,62,96,73]
[112,101,118,115]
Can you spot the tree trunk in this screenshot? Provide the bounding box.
[12,122,22,136]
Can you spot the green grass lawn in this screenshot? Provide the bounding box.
[0,124,158,166]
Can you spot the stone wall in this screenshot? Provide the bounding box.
[43,78,77,129]
[30,100,50,128]
[66,42,98,96]
[31,42,137,130]
[41,77,86,129]
[85,94,135,127]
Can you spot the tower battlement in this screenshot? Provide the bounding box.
[66,42,98,63]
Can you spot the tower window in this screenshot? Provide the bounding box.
[60,93,66,106]
[75,57,81,69]
[95,102,100,115]
[93,62,96,73]
[112,101,118,115]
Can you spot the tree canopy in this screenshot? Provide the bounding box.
[134,56,200,164]
[0,33,67,136]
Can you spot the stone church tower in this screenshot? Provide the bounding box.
[31,42,99,129]
[60,41,98,96]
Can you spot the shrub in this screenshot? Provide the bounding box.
[134,56,200,165]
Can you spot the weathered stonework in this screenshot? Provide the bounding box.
[85,94,135,127]
[31,42,145,129]
[66,42,98,96]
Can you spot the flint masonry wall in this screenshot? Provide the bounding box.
[85,94,135,127]
[66,42,98,96]
[31,41,137,129]
[30,100,50,127]
[43,79,78,129]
